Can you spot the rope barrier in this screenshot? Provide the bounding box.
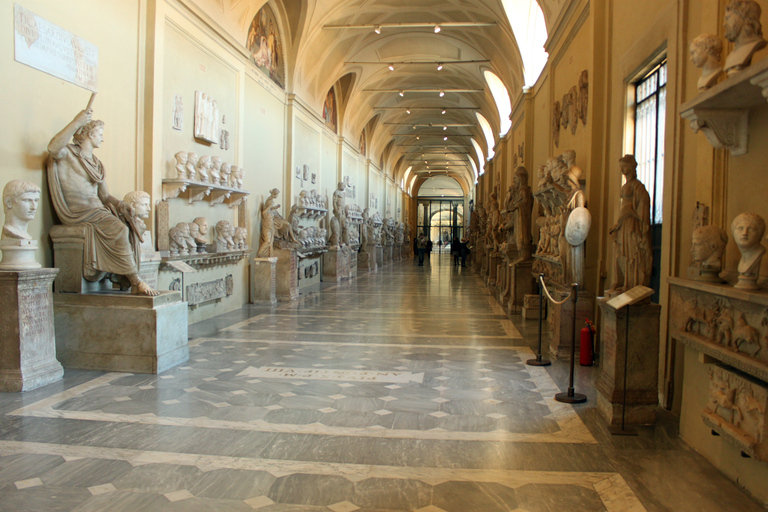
[538,274,571,305]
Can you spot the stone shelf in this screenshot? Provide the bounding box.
[160,250,250,270]
[296,248,328,258]
[680,57,768,156]
[162,179,249,208]
[296,206,328,219]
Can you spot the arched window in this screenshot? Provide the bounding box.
[475,114,495,160]
[501,0,548,87]
[471,139,486,175]
[484,71,512,136]
[401,166,413,189]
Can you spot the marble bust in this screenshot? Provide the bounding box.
[186,152,198,179]
[174,151,188,179]
[47,107,157,295]
[0,180,42,270]
[2,180,40,240]
[196,155,211,183]
[691,225,728,282]
[216,220,235,251]
[192,217,209,244]
[731,212,766,289]
[723,0,767,75]
[210,156,222,184]
[122,190,151,248]
[219,162,230,187]
[690,34,723,91]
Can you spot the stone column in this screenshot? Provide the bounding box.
[0,269,63,392]
[597,300,661,425]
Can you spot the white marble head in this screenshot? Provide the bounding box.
[123,191,151,220]
[691,225,728,267]
[691,34,723,67]
[2,180,41,240]
[174,151,188,164]
[193,217,208,235]
[725,0,763,43]
[731,212,766,250]
[73,120,105,149]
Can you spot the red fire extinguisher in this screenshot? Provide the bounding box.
[580,318,595,366]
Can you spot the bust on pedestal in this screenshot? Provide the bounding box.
[0,179,63,391]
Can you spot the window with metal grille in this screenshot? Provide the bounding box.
[634,60,666,225]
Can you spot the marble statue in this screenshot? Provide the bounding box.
[215,220,235,251]
[690,34,724,91]
[188,221,202,253]
[196,155,211,183]
[731,212,766,290]
[228,165,238,187]
[233,166,244,189]
[47,107,158,295]
[608,154,652,294]
[691,225,728,282]
[219,162,231,187]
[511,167,534,262]
[723,0,767,75]
[0,180,41,270]
[210,156,222,184]
[2,180,40,240]
[175,222,197,254]
[329,182,347,247]
[487,189,501,250]
[174,151,188,179]
[257,189,295,257]
[186,152,198,180]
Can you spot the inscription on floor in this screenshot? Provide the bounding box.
[237,366,425,383]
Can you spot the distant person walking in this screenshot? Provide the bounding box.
[417,232,428,266]
[451,236,461,266]
[460,237,470,267]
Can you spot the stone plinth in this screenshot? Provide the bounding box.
[0,269,63,392]
[487,253,501,286]
[323,246,350,282]
[401,244,412,260]
[252,257,277,304]
[0,239,41,270]
[392,244,401,261]
[53,290,188,374]
[522,294,541,319]
[597,299,661,426]
[373,245,383,268]
[349,247,358,278]
[549,288,595,359]
[358,243,378,271]
[507,260,534,314]
[273,248,299,301]
[383,244,393,266]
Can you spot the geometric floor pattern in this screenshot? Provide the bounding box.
[0,254,763,511]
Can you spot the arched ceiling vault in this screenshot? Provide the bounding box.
[238,0,554,193]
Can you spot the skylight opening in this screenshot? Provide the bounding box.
[475,114,495,160]
[502,0,548,87]
[484,71,512,136]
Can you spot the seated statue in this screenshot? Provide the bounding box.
[47,107,158,295]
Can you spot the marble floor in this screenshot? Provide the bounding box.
[0,254,763,511]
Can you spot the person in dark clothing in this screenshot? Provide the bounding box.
[460,237,470,267]
[451,236,461,266]
[426,239,433,258]
[416,233,427,265]
[413,236,418,258]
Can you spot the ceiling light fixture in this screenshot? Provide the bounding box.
[439,90,445,97]
[406,108,411,114]
[388,64,395,71]
[443,126,447,130]
[399,90,404,97]
[437,63,443,71]
[374,26,381,34]
[434,25,441,33]
[442,110,446,114]
[443,136,448,140]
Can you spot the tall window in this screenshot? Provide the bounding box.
[634,60,666,225]
[634,59,666,300]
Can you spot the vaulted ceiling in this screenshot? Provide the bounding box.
[202,0,565,195]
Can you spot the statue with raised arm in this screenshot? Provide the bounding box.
[47,106,158,295]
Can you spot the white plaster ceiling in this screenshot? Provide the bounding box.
[205,0,562,193]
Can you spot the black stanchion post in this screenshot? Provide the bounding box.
[609,304,638,435]
[555,283,587,404]
[526,273,550,367]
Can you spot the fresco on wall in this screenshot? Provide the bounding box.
[359,131,366,156]
[246,5,284,89]
[323,87,337,132]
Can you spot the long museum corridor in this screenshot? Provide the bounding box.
[0,256,762,511]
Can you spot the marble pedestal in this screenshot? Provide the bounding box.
[401,244,411,260]
[358,244,377,271]
[507,260,534,314]
[252,257,277,304]
[392,244,401,262]
[549,289,595,359]
[323,246,350,282]
[373,245,383,268]
[273,248,299,301]
[0,269,63,392]
[383,244,393,266]
[522,294,541,319]
[53,290,188,374]
[349,246,358,278]
[487,252,501,286]
[0,239,41,270]
[596,299,661,426]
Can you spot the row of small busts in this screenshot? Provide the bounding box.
[296,226,327,251]
[174,151,244,189]
[168,218,247,256]
[345,204,364,222]
[298,189,328,210]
